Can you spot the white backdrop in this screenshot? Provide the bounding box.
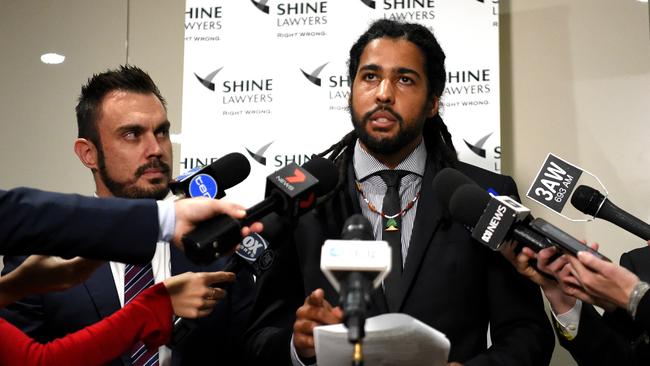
[181,0,501,206]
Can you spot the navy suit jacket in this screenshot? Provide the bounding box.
[1,246,255,366]
[0,187,157,262]
[244,157,554,365]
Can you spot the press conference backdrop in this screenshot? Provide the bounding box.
[179,0,502,206]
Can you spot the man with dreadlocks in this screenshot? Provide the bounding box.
[244,19,554,366]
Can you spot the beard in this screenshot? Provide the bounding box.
[349,98,428,155]
[97,147,171,200]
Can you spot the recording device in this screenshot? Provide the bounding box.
[571,185,650,240]
[321,214,392,343]
[169,152,251,199]
[435,168,608,260]
[182,156,338,265]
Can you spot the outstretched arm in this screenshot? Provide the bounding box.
[0,269,235,366]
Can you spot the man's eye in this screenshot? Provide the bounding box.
[399,76,413,84]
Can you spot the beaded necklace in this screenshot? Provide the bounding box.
[354,180,421,230]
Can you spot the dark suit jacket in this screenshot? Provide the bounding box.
[0,187,156,262]
[244,156,555,365]
[1,246,255,366]
[557,246,650,365]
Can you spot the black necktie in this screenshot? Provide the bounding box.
[377,170,407,312]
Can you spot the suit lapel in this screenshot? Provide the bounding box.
[84,263,121,319]
[394,157,444,311]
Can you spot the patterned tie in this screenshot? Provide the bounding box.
[377,170,407,312]
[124,263,159,366]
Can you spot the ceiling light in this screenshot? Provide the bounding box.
[40,53,65,64]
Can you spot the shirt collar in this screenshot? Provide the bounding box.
[353,138,427,181]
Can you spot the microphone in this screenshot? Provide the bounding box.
[168,152,251,199]
[571,185,650,240]
[182,156,338,265]
[320,214,392,343]
[434,168,608,260]
[222,232,274,275]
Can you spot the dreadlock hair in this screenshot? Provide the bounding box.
[317,19,458,204]
[76,65,166,147]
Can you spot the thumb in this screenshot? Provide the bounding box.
[306,289,325,307]
[576,251,603,272]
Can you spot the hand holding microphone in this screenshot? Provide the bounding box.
[182,156,338,265]
[434,168,608,260]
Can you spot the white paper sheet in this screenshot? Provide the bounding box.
[314,313,450,366]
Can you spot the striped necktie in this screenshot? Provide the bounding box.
[124,263,159,366]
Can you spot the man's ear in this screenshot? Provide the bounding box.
[426,97,440,118]
[74,138,99,171]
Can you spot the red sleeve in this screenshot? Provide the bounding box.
[0,283,173,366]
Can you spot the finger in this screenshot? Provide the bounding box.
[536,247,558,263]
[576,251,605,272]
[293,318,318,337]
[199,299,218,310]
[564,285,591,303]
[240,223,264,237]
[520,246,537,259]
[545,255,570,273]
[331,306,344,320]
[196,307,215,318]
[216,201,247,219]
[203,271,236,285]
[211,287,227,301]
[565,257,589,285]
[293,332,315,355]
[306,289,325,307]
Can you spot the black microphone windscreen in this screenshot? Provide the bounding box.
[341,214,374,240]
[432,167,479,210]
[448,184,491,227]
[207,152,251,191]
[302,156,338,196]
[571,185,605,216]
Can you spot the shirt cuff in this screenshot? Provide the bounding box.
[289,333,316,366]
[552,299,582,340]
[156,200,176,243]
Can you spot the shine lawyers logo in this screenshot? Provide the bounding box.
[246,141,274,166]
[194,67,224,91]
[359,0,376,8]
[251,0,270,14]
[464,132,492,158]
[300,62,329,86]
